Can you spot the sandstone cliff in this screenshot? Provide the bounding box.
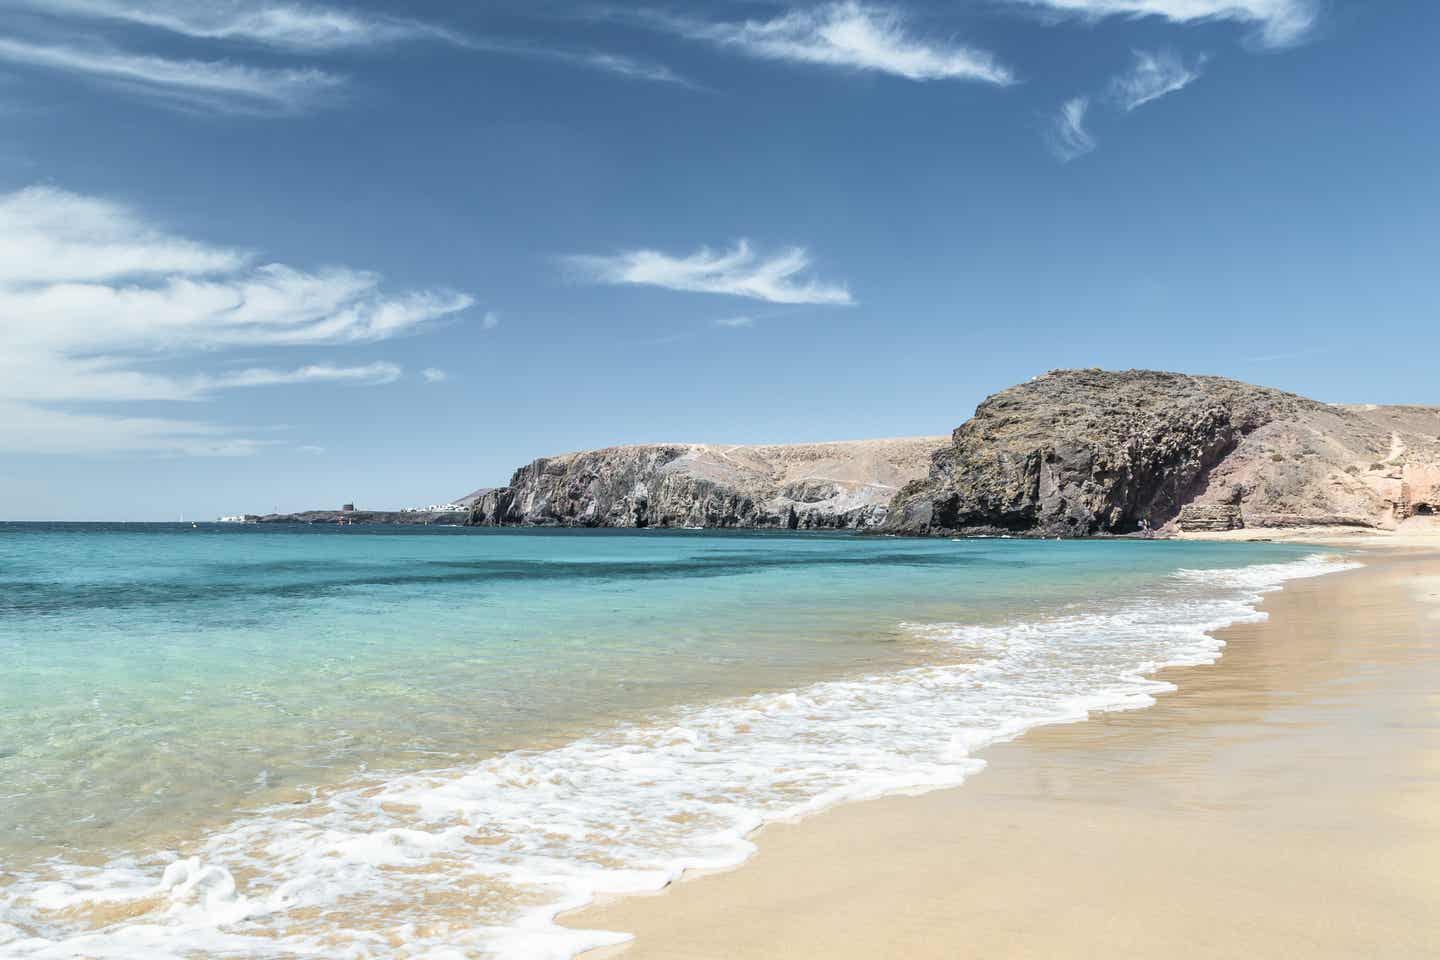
[467,438,946,530]
[885,369,1440,537]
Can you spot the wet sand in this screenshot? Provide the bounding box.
[568,549,1440,958]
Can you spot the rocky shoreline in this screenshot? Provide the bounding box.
[462,370,1438,538]
[464,438,946,531]
[884,369,1440,537]
[264,370,1440,538]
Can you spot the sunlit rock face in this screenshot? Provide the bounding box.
[466,437,947,530]
[884,369,1440,537]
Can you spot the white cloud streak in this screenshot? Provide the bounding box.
[381,30,691,86]
[547,49,689,85]
[999,0,1316,48]
[0,355,404,403]
[206,362,402,390]
[0,185,244,284]
[714,315,755,328]
[1110,48,1204,109]
[1046,96,1096,161]
[569,240,853,305]
[0,186,473,454]
[0,35,343,113]
[570,51,688,84]
[660,1,1014,84]
[421,368,449,383]
[1,2,685,103]
[2,0,461,51]
[0,402,267,456]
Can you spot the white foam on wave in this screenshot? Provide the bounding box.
[0,554,1357,959]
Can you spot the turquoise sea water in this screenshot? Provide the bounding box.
[0,524,1349,958]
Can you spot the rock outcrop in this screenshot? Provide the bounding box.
[885,369,1440,537]
[260,372,1437,537]
[1400,463,1440,518]
[1177,504,1244,532]
[467,438,946,530]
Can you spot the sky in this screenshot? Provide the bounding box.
[0,0,1436,520]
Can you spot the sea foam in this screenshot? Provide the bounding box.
[0,554,1356,959]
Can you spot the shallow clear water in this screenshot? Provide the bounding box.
[0,523,1349,957]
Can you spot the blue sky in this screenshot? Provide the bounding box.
[0,1,1435,520]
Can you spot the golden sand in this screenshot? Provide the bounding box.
[567,549,1440,958]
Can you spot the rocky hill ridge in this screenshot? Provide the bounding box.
[431,369,1440,537]
[883,369,1440,536]
[467,437,947,530]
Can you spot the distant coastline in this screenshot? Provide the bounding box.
[235,369,1440,542]
[249,508,469,526]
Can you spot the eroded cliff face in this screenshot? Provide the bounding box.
[884,369,1440,537]
[467,438,946,530]
[458,370,1436,537]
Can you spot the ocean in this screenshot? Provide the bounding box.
[0,523,1353,958]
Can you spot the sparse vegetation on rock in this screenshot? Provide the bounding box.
[884,369,1440,536]
[466,438,946,530]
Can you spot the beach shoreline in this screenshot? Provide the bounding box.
[1171,515,1440,547]
[566,545,1440,958]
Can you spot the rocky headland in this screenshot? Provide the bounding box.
[463,369,1439,538]
[884,369,1440,537]
[466,438,947,530]
[258,369,1438,538]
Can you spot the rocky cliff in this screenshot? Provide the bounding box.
[884,369,1440,537]
[467,438,946,530]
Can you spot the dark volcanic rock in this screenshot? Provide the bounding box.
[464,370,1436,537]
[884,369,1340,537]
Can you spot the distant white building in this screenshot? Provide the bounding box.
[399,503,468,514]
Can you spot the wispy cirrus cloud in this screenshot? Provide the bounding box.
[0,35,344,113]
[1046,96,1096,161]
[1109,49,1204,110]
[1,1,687,107]
[0,357,405,404]
[568,50,688,85]
[1041,48,1203,159]
[203,362,402,390]
[474,42,690,86]
[0,0,462,51]
[648,1,1014,85]
[0,183,243,283]
[0,402,269,456]
[0,186,474,454]
[11,0,688,84]
[421,368,449,383]
[997,0,1316,48]
[568,240,854,305]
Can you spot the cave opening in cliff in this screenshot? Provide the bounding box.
[1414,503,1435,516]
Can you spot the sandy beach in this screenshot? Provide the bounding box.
[569,544,1440,958]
